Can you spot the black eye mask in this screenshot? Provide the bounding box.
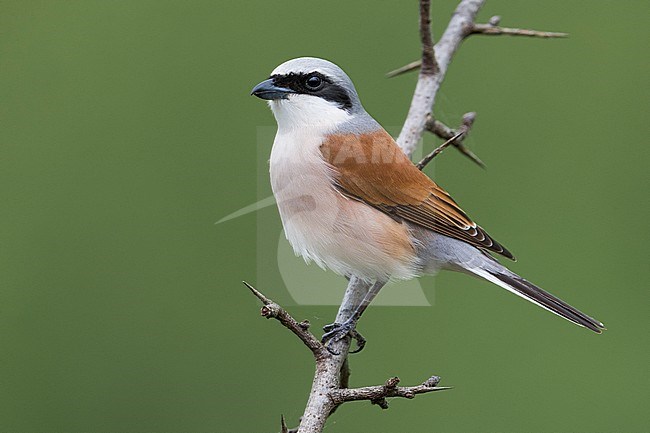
[270,72,353,111]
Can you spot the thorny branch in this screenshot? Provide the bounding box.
[244,282,451,431]
[242,281,327,361]
[386,15,568,78]
[329,376,451,409]
[395,0,439,155]
[388,13,566,167]
[246,1,568,432]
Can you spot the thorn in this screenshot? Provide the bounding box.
[242,281,270,305]
[281,414,288,433]
[386,60,422,78]
[455,143,486,168]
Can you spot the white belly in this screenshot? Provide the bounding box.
[269,130,418,282]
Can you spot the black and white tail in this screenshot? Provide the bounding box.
[469,264,605,333]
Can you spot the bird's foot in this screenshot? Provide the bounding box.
[321,320,366,355]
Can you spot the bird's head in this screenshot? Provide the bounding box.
[251,57,365,133]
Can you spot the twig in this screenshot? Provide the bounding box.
[416,130,466,170]
[423,112,485,168]
[329,376,451,409]
[242,282,328,361]
[472,15,568,38]
[387,14,566,78]
[419,0,439,75]
[472,25,567,38]
[396,0,485,156]
[386,60,425,79]
[395,0,438,156]
[426,112,474,140]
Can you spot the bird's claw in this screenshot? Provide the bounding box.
[321,321,366,355]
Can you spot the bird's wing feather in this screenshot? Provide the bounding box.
[320,129,515,260]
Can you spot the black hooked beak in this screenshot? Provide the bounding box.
[250,78,294,100]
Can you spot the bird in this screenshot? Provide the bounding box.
[251,57,604,351]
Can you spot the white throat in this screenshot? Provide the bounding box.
[269,95,351,135]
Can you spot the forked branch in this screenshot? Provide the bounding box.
[386,16,567,78]
[418,112,483,169]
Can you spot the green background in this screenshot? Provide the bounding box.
[1,1,648,432]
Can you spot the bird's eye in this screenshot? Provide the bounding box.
[305,75,323,90]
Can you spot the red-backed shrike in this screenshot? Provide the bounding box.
[251,57,604,350]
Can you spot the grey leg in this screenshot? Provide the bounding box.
[322,279,387,354]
